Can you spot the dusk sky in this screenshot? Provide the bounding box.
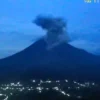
[0,0,100,59]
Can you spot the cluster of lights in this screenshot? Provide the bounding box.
[0,79,99,100]
[0,94,8,100]
[52,87,70,96]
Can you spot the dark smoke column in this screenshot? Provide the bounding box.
[33,15,69,49]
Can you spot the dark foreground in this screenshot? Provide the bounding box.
[0,79,100,100]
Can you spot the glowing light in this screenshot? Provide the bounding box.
[76,87,80,89]
[61,91,66,95]
[53,87,59,91]
[56,80,60,83]
[46,88,49,90]
[65,80,68,82]
[38,84,41,86]
[92,83,95,85]
[40,80,43,83]
[80,84,86,87]
[32,80,36,83]
[10,93,13,95]
[66,93,70,97]
[4,96,8,100]
[73,81,77,84]
[46,80,51,83]
[68,87,71,89]
[77,96,82,99]
[38,90,42,93]
[0,94,3,96]
[36,87,43,91]
[10,83,14,86]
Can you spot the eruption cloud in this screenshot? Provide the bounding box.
[33,15,69,49]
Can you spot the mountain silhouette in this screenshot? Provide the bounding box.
[0,38,100,82]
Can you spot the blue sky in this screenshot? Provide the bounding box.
[0,0,100,59]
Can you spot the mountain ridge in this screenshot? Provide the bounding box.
[0,38,100,82]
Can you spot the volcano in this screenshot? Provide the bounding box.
[0,15,100,82]
[0,38,100,82]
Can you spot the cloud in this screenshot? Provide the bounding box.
[68,24,100,55]
[34,15,69,49]
[70,39,100,55]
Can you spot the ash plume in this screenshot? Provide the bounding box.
[33,15,69,49]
